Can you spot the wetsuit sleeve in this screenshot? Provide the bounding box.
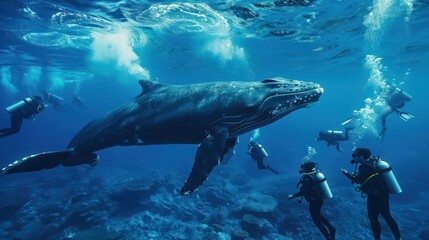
[292,176,312,198]
[351,165,368,184]
[343,171,354,181]
[291,177,306,198]
[291,192,302,198]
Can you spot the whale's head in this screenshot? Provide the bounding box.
[211,77,323,135]
[252,77,323,120]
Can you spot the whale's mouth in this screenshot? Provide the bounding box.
[265,87,323,115]
[207,86,323,136]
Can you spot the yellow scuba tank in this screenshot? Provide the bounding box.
[375,157,402,194]
[314,171,333,199]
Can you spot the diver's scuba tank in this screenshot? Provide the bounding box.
[393,88,412,102]
[326,130,343,139]
[46,93,64,103]
[256,143,269,158]
[314,170,333,199]
[5,98,33,114]
[373,157,402,194]
[327,130,343,137]
[401,91,412,102]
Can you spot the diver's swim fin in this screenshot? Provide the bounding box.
[1,150,99,176]
[396,110,414,121]
[336,144,345,153]
[267,166,279,175]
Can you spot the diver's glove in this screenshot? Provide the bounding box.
[287,194,294,200]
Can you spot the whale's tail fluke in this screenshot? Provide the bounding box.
[1,150,99,177]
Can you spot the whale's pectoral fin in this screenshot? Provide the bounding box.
[1,150,99,177]
[180,127,229,195]
[220,137,238,165]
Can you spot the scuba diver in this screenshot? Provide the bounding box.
[341,148,402,240]
[379,87,413,142]
[247,141,279,174]
[72,95,85,108]
[42,90,71,111]
[317,127,354,152]
[0,96,46,139]
[288,161,335,240]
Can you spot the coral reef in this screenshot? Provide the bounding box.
[0,165,426,240]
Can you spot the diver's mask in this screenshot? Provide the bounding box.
[350,153,360,164]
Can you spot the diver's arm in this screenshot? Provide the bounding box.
[288,191,302,199]
[344,127,354,140]
[341,116,353,126]
[341,168,356,183]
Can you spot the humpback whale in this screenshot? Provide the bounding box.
[1,77,323,195]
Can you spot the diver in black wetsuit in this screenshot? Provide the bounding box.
[317,127,354,152]
[288,161,336,240]
[73,95,85,108]
[379,87,413,142]
[247,141,278,174]
[0,96,46,138]
[341,148,402,240]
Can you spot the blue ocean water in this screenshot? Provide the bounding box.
[0,0,428,239]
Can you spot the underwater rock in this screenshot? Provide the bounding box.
[239,192,278,213]
[240,214,274,237]
[199,175,242,207]
[277,216,302,234]
[72,226,121,240]
[202,230,231,240]
[231,229,249,240]
[111,175,159,192]
[229,174,249,187]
